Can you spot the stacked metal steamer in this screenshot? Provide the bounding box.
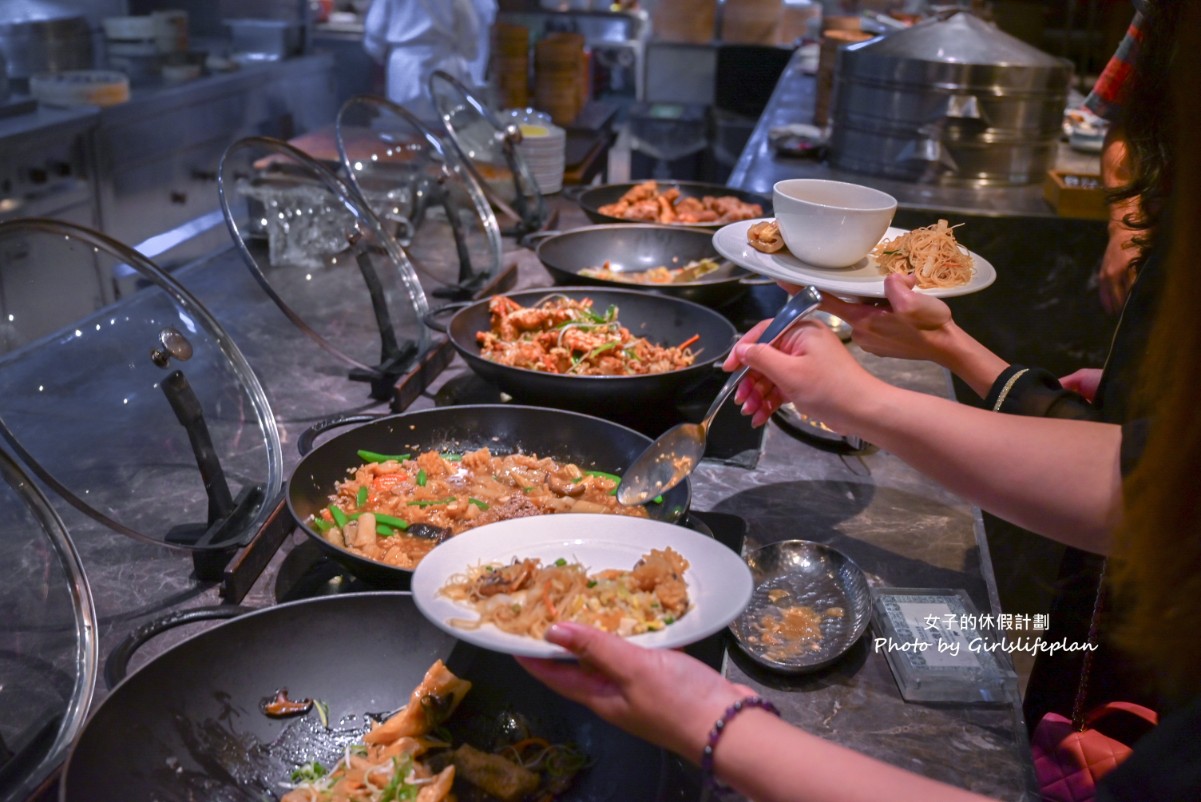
[827,11,1072,187]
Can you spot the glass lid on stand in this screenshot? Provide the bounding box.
[0,219,282,552]
[335,95,503,298]
[218,136,431,399]
[428,69,548,234]
[0,449,97,801]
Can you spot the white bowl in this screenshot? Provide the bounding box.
[772,179,897,269]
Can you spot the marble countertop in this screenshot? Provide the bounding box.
[27,195,1036,800]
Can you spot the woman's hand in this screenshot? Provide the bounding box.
[721,319,884,431]
[1059,368,1103,402]
[821,274,957,362]
[515,623,753,762]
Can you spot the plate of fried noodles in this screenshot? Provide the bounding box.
[411,514,753,658]
[714,219,996,299]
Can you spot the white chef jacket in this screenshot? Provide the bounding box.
[363,0,482,121]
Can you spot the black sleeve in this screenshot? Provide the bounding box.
[1120,418,1150,476]
[983,365,1104,422]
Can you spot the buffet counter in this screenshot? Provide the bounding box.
[24,190,1039,800]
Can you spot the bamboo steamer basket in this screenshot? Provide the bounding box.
[651,0,717,43]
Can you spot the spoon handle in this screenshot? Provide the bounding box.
[701,286,823,428]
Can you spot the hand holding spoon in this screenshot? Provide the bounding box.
[617,286,823,506]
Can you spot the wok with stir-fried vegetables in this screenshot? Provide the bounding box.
[287,406,693,588]
[313,447,649,571]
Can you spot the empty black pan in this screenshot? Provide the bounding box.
[287,405,691,588]
[425,287,738,413]
[574,180,772,229]
[61,592,698,801]
[527,223,766,308]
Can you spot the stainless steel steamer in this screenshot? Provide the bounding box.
[828,11,1072,187]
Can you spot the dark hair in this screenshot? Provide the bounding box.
[1111,2,1201,705]
[1109,0,1181,273]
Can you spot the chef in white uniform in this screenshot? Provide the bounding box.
[363,0,485,121]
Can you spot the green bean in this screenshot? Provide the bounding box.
[357,449,410,463]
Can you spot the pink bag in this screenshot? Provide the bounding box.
[1029,575,1158,802]
[1032,701,1159,802]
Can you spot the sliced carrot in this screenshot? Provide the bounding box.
[677,333,700,350]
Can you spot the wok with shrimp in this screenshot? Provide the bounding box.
[61,593,694,801]
[429,288,738,413]
[577,180,771,229]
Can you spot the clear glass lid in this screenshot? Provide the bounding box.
[0,219,283,551]
[0,449,96,801]
[335,96,503,297]
[428,69,548,234]
[218,136,431,388]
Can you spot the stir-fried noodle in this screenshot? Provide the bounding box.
[872,219,974,289]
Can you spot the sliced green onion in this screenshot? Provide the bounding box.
[584,341,619,361]
[664,616,676,625]
[587,580,597,588]
[357,449,410,463]
[356,486,368,507]
[554,557,567,567]
[416,469,427,487]
[653,495,664,504]
[468,497,489,511]
[440,452,463,462]
[291,760,327,783]
[329,505,349,528]
[313,699,330,729]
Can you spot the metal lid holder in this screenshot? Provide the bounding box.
[217,136,432,402]
[335,95,504,301]
[428,69,548,237]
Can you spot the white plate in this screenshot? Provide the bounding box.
[411,514,753,658]
[713,218,996,299]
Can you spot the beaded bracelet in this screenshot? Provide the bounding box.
[700,695,782,795]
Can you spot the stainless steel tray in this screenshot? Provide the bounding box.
[730,540,871,673]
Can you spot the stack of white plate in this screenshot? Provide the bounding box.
[515,122,567,195]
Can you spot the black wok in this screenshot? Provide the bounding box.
[427,287,738,412]
[575,180,772,229]
[61,592,698,801]
[287,405,691,588]
[529,223,763,308]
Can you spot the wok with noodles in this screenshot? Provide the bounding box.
[440,548,691,639]
[871,219,974,289]
[281,660,589,802]
[532,224,754,308]
[313,447,649,570]
[61,593,692,801]
[287,406,693,587]
[477,294,699,376]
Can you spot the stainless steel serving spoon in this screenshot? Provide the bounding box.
[617,285,824,506]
